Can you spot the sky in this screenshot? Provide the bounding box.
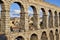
[45,0,60,7]
[0,0,60,17]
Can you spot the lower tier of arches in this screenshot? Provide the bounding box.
[0,28,60,40]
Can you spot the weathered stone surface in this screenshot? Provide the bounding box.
[0,0,60,40]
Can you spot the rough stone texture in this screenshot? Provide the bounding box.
[0,0,60,40]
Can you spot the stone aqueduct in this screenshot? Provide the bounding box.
[0,0,60,40]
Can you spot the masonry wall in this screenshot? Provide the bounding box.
[0,0,60,40]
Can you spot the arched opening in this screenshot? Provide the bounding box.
[10,2,24,32]
[40,8,46,29]
[39,10,43,28]
[28,6,37,30]
[49,30,54,40]
[54,11,58,27]
[59,12,60,26]
[0,34,7,40]
[41,31,48,40]
[0,1,2,32]
[16,36,24,40]
[28,6,34,30]
[28,6,34,17]
[30,34,38,40]
[55,29,59,40]
[48,10,53,28]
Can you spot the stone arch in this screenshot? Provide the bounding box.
[55,29,59,40]
[54,11,58,27]
[29,6,37,14]
[41,31,48,40]
[10,2,25,32]
[41,8,46,15]
[15,36,24,40]
[48,10,53,16]
[40,8,47,29]
[59,12,60,26]
[30,34,38,40]
[48,10,53,28]
[10,2,24,13]
[28,6,33,17]
[28,5,38,30]
[49,30,54,40]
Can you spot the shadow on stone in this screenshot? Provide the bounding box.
[0,34,7,40]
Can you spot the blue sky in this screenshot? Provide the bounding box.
[45,0,60,7]
[10,3,33,17]
[10,3,20,17]
[0,0,60,17]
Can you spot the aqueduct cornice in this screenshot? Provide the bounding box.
[1,0,60,11]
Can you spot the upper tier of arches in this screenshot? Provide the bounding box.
[0,0,60,33]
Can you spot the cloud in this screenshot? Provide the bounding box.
[39,10,43,17]
[14,9,33,14]
[28,10,33,14]
[14,10,21,14]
